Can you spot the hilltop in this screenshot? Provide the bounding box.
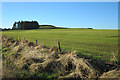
[39,25,66,29]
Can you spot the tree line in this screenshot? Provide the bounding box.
[12,21,39,30]
[2,21,93,31]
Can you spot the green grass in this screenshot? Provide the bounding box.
[2,29,118,62]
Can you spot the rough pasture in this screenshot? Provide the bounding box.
[2,29,118,62]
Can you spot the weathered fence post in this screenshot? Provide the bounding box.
[58,41,61,52]
[35,40,38,46]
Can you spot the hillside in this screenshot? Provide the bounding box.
[39,25,66,29]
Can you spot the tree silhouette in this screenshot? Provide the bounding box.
[12,21,39,30]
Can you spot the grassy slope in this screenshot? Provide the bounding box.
[39,25,65,29]
[2,29,118,61]
[39,25,55,29]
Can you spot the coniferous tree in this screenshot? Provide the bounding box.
[12,21,39,30]
[12,22,16,30]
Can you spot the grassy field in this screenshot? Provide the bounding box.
[2,29,118,62]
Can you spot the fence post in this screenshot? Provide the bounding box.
[58,41,61,52]
[35,40,38,46]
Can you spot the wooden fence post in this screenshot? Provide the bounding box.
[35,40,38,46]
[58,41,61,52]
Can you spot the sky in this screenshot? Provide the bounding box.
[2,2,118,29]
[1,0,120,2]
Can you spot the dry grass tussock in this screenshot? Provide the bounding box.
[100,67,120,79]
[2,35,120,79]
